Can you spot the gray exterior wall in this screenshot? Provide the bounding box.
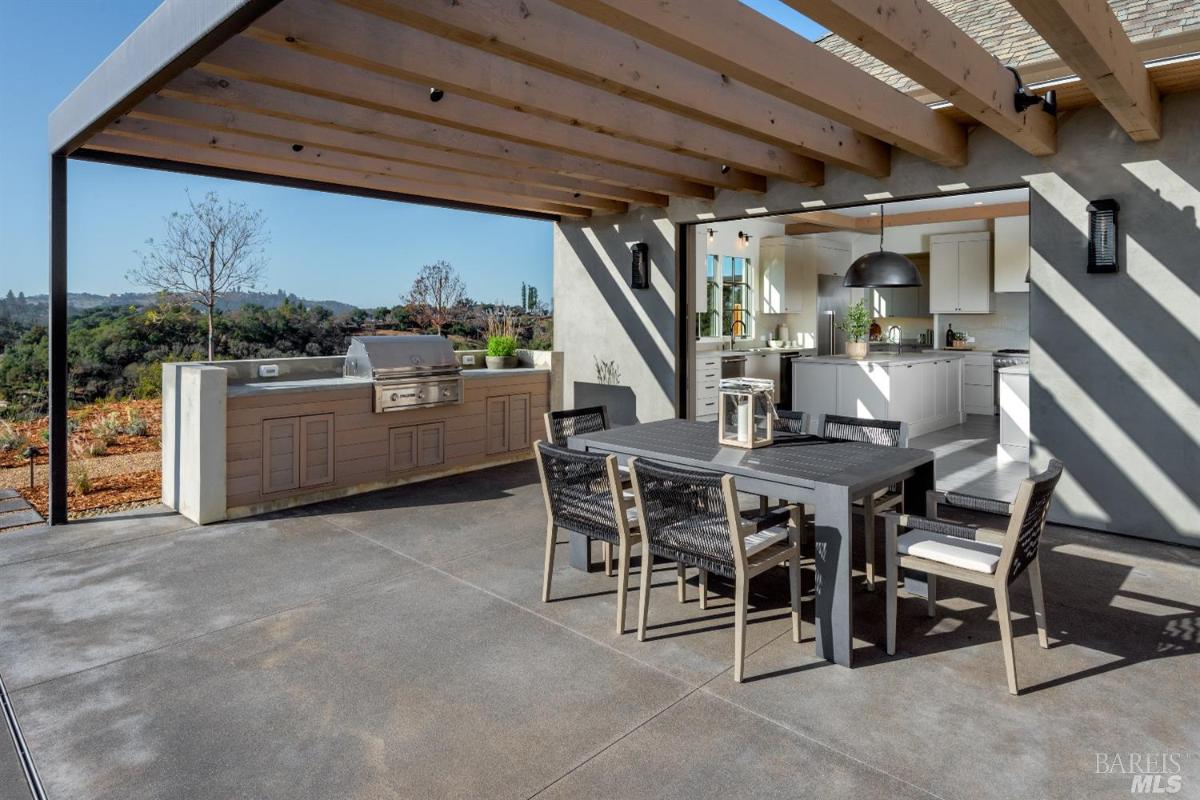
[554,91,1200,547]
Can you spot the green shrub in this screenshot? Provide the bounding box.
[486,335,518,358]
[0,421,28,453]
[124,409,150,437]
[69,464,92,496]
[91,413,122,445]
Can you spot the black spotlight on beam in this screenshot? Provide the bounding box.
[429,87,445,102]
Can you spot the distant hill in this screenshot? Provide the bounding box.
[12,290,359,316]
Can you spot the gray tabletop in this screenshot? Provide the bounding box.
[569,419,934,497]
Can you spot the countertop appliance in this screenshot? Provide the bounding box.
[817,274,852,356]
[344,335,464,412]
[993,348,1030,414]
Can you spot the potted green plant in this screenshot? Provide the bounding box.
[838,300,871,359]
[486,335,519,369]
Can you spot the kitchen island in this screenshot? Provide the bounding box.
[792,352,964,436]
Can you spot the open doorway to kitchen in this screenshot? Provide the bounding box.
[681,186,1032,502]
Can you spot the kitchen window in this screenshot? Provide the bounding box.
[721,256,753,339]
[696,254,721,337]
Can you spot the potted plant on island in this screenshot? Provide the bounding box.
[838,300,871,360]
[485,334,518,369]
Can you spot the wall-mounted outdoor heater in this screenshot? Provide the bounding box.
[1086,199,1120,273]
[630,242,650,289]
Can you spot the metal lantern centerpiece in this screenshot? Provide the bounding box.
[718,377,778,449]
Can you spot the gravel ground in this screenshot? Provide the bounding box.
[0,450,161,489]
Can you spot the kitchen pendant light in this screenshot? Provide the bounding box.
[843,205,923,288]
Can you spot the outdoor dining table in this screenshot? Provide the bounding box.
[568,418,936,667]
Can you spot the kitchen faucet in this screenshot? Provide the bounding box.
[888,324,902,355]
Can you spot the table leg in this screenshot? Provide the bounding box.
[814,484,853,666]
[568,531,596,572]
[901,460,938,599]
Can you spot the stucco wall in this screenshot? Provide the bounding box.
[553,92,1200,545]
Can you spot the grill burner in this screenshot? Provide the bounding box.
[344,335,463,412]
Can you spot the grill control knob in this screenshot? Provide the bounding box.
[389,392,399,402]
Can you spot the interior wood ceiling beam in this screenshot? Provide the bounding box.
[108,115,627,212]
[1006,0,1161,141]
[781,201,1029,234]
[783,0,1056,156]
[551,0,966,167]
[249,0,823,185]
[165,70,709,201]
[202,35,760,192]
[88,133,592,217]
[128,93,667,207]
[347,0,890,178]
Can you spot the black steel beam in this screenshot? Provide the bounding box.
[48,156,68,525]
[71,149,562,222]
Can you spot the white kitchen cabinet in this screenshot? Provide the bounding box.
[792,362,837,416]
[693,352,721,421]
[760,237,850,316]
[837,362,888,420]
[962,352,995,415]
[930,232,992,313]
[994,215,1030,293]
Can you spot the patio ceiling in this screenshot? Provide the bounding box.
[50,0,1200,221]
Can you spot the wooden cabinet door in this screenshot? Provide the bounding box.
[417,422,445,467]
[760,242,786,315]
[261,417,299,494]
[957,238,992,312]
[792,362,836,416]
[389,425,418,472]
[886,364,917,423]
[993,215,1030,293]
[914,363,935,422]
[508,393,531,452]
[299,413,334,487]
[486,396,510,455]
[929,239,960,312]
[838,362,888,420]
[934,360,950,418]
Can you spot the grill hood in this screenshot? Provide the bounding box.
[344,335,461,379]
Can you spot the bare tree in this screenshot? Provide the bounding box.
[129,191,268,360]
[406,260,466,335]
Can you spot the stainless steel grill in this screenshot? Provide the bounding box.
[344,335,463,413]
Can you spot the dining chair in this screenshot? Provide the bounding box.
[627,457,804,682]
[534,440,641,635]
[544,406,627,576]
[774,409,809,434]
[882,459,1063,694]
[815,413,909,591]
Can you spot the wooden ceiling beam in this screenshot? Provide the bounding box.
[87,133,592,217]
[1007,0,1161,141]
[783,0,1056,156]
[107,115,626,212]
[347,0,890,178]
[782,201,1029,234]
[250,0,823,185]
[203,35,759,192]
[129,93,667,207]
[551,0,966,166]
[166,70,709,200]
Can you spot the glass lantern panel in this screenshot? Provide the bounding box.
[722,392,751,445]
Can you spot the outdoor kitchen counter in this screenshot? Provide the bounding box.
[802,353,966,366]
[225,367,550,397]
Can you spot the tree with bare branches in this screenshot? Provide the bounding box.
[129,191,268,360]
[406,260,466,336]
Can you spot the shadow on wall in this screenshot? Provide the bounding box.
[1029,156,1200,545]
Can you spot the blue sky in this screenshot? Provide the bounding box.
[0,1,825,308]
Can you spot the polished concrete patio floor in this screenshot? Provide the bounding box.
[2,461,1198,799]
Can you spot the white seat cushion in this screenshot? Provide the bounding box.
[744,525,789,556]
[897,531,1002,574]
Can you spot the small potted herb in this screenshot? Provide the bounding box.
[838,300,871,360]
[485,335,519,369]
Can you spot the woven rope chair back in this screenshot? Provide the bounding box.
[631,458,737,578]
[820,414,903,447]
[545,406,609,447]
[1006,459,1063,584]
[535,441,620,544]
[775,410,808,434]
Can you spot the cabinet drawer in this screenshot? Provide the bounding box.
[696,356,720,370]
[963,383,993,409]
[963,364,992,386]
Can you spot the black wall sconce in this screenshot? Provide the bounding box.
[737,230,752,245]
[630,242,650,289]
[1086,199,1120,273]
[706,227,715,243]
[1006,66,1057,116]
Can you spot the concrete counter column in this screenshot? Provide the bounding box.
[163,364,228,524]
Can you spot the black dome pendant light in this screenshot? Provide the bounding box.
[843,204,923,288]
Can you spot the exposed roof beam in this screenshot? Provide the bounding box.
[89,132,592,217]
[782,201,1029,234]
[551,0,965,166]
[783,0,1056,156]
[128,93,668,206]
[250,0,822,185]
[1006,0,1161,141]
[203,35,761,192]
[107,115,626,212]
[166,69,710,200]
[347,0,890,178]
